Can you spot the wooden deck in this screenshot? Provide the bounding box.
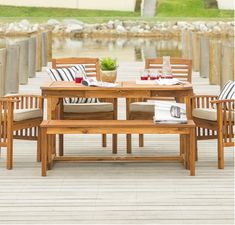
[0,62,234,224]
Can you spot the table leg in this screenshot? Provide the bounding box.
[47,134,53,170]
[127,134,132,154]
[41,128,47,176]
[190,128,196,176]
[112,134,117,154]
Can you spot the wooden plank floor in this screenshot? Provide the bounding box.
[0,62,234,224]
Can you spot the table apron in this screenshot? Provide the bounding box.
[46,127,192,135]
[42,90,193,98]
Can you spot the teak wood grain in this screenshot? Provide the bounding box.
[40,120,196,177]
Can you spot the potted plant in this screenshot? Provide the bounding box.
[100,57,118,83]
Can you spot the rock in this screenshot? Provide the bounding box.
[19,19,30,28]
[116,25,126,33]
[107,20,114,29]
[65,24,83,33]
[177,21,188,28]
[130,26,140,33]
[213,26,221,32]
[145,25,150,30]
[47,19,60,26]
[114,20,123,29]
[206,21,217,28]
[63,19,84,26]
[199,24,208,32]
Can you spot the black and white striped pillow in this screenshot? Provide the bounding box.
[218,80,235,100]
[218,80,235,109]
[46,66,99,104]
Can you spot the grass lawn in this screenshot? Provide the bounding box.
[0,0,233,23]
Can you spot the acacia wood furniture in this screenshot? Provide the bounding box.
[51,57,117,155]
[41,81,194,154]
[128,58,193,148]
[40,120,196,176]
[191,95,234,169]
[0,95,43,169]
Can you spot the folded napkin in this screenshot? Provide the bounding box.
[156,78,181,85]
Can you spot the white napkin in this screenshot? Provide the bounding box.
[156,78,181,85]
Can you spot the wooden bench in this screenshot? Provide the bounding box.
[40,120,196,176]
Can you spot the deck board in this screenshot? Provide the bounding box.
[0,62,233,224]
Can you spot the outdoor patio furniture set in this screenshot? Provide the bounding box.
[0,57,234,176]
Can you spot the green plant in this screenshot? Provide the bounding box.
[100,57,118,71]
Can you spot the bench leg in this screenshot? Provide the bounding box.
[41,128,47,176]
[112,134,117,154]
[59,134,64,156]
[102,134,107,148]
[139,134,144,147]
[126,134,132,154]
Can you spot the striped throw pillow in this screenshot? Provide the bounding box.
[218,80,235,109]
[46,66,99,104]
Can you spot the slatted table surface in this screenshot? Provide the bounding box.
[0,62,234,224]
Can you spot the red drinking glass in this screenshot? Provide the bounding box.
[75,77,83,83]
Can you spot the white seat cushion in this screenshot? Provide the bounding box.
[64,103,113,113]
[130,102,155,113]
[192,108,234,121]
[13,108,43,121]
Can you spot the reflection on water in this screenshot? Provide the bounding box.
[53,37,182,62]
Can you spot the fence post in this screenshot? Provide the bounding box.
[200,35,210,78]
[221,42,235,88]
[17,39,29,85]
[5,44,20,94]
[191,32,200,72]
[209,40,221,85]
[28,36,37,78]
[36,33,42,72]
[182,30,192,60]
[47,30,53,62]
[0,48,7,96]
[42,31,48,67]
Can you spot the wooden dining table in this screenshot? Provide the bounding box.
[41,81,194,120]
[40,81,195,174]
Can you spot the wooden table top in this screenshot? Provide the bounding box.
[40,81,193,91]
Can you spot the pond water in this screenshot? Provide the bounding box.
[52,37,182,62]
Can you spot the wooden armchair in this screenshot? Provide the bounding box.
[191,95,234,168]
[0,95,43,169]
[126,58,192,150]
[51,57,118,155]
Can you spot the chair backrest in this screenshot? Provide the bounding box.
[52,57,100,80]
[145,58,192,82]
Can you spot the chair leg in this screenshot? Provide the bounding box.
[139,134,144,147]
[127,134,132,154]
[195,137,198,161]
[102,134,107,147]
[217,132,224,169]
[59,134,64,156]
[37,128,41,162]
[7,135,13,170]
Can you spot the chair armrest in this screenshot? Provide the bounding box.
[210,99,234,104]
[4,95,44,110]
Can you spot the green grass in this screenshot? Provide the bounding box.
[0,0,233,23]
[0,5,139,18]
[157,0,234,18]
